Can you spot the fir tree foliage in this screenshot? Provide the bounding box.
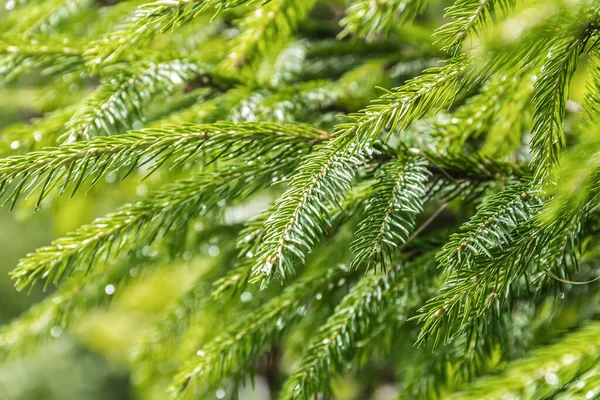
[2,0,600,398]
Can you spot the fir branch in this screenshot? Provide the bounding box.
[0,252,153,357]
[0,122,322,209]
[436,0,515,57]
[63,60,203,142]
[84,0,258,65]
[279,257,437,400]
[529,28,590,183]
[335,55,471,146]
[251,57,470,286]
[214,180,370,298]
[0,104,79,156]
[447,322,600,399]
[250,136,368,285]
[169,265,352,399]
[435,181,542,274]
[10,155,305,291]
[350,152,429,270]
[417,188,597,347]
[4,1,600,397]
[0,36,84,81]
[224,0,316,70]
[339,0,427,42]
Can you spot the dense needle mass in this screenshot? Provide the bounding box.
[1,0,600,399]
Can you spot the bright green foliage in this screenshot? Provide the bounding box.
[339,0,427,41]
[280,256,438,399]
[449,321,600,399]
[171,265,352,399]
[350,151,429,270]
[0,36,83,81]
[2,0,600,399]
[435,0,515,57]
[223,0,316,71]
[63,60,203,142]
[529,28,588,183]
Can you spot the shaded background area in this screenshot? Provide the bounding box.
[0,94,134,398]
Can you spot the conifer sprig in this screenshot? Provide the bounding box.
[448,322,600,399]
[63,60,204,142]
[170,265,352,399]
[416,189,598,346]
[339,0,427,42]
[435,181,542,274]
[436,0,515,57]
[350,152,429,270]
[0,122,322,210]
[335,55,471,145]
[251,56,470,286]
[0,36,84,81]
[280,256,437,400]
[10,156,303,291]
[529,30,589,183]
[84,0,259,65]
[224,0,316,69]
[251,136,367,285]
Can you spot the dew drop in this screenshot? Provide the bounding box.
[240,292,252,302]
[136,184,148,196]
[263,262,273,274]
[208,245,220,257]
[50,326,63,337]
[104,284,115,295]
[544,372,559,385]
[105,173,117,183]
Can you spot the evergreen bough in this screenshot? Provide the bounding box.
[2,0,600,398]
